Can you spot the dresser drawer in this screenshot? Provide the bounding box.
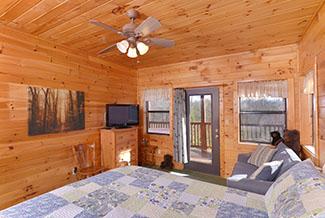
[115,131,137,145]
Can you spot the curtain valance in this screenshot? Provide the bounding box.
[238,80,288,98]
[143,88,170,110]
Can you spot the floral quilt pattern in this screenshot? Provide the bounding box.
[0,166,267,218]
[265,159,325,218]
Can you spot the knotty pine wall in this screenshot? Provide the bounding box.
[137,44,298,177]
[299,2,325,166]
[0,25,137,209]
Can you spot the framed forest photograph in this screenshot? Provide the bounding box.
[28,86,85,136]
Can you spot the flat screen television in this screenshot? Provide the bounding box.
[106,104,139,128]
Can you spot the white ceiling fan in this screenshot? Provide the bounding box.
[90,9,175,58]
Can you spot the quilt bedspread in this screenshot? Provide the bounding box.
[0,166,267,218]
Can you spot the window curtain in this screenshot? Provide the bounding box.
[238,80,288,98]
[173,89,188,163]
[303,71,314,95]
[143,88,170,110]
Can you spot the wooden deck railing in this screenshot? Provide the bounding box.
[148,121,170,129]
[148,121,284,147]
[240,124,285,142]
[148,121,212,149]
[190,122,212,149]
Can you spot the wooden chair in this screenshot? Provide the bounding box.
[72,143,104,180]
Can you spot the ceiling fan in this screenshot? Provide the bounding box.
[89,9,175,58]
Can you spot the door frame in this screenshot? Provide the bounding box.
[185,87,220,175]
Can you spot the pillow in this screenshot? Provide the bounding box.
[271,142,301,178]
[249,160,283,181]
[265,159,325,218]
[247,145,277,167]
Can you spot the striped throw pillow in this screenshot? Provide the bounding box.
[248,145,277,167]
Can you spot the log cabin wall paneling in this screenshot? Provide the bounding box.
[0,24,137,209]
[299,2,325,166]
[137,44,298,177]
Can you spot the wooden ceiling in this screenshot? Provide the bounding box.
[0,0,324,68]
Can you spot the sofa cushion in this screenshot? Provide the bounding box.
[231,161,258,177]
[249,160,283,181]
[271,142,301,179]
[237,153,251,163]
[248,145,277,167]
[265,159,325,218]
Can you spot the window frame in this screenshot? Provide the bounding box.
[145,101,170,135]
[239,97,287,144]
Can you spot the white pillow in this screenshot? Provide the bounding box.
[249,160,283,181]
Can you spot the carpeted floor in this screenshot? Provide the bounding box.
[145,165,227,187]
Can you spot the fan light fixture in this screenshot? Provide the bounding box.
[116,40,129,53]
[127,47,138,58]
[136,42,149,55]
[116,40,149,58]
[119,41,149,58]
[90,9,174,57]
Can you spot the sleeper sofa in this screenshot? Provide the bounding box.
[227,142,301,195]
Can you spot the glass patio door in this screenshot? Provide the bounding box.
[185,87,219,175]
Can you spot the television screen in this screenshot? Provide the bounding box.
[106,104,139,127]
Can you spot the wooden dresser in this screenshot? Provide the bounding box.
[100,127,138,170]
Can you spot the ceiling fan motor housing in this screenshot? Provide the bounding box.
[126,9,139,20]
[122,23,137,36]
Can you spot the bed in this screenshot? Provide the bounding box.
[0,166,267,218]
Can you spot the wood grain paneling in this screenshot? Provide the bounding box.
[299,2,325,166]
[0,0,323,68]
[299,1,325,74]
[0,24,137,209]
[137,44,298,177]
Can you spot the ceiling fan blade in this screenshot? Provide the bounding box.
[147,38,175,47]
[97,44,116,55]
[89,20,124,36]
[135,16,161,37]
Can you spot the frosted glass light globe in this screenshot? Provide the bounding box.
[136,42,149,55]
[127,47,138,58]
[116,40,129,53]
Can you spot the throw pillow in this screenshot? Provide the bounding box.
[247,145,277,167]
[265,159,325,218]
[249,160,283,181]
[271,142,301,178]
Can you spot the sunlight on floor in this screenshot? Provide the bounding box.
[169,171,190,177]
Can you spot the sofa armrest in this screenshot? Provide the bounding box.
[237,153,252,163]
[227,178,273,195]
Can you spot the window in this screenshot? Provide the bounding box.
[144,88,170,135]
[301,70,316,152]
[146,101,170,135]
[239,97,287,144]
